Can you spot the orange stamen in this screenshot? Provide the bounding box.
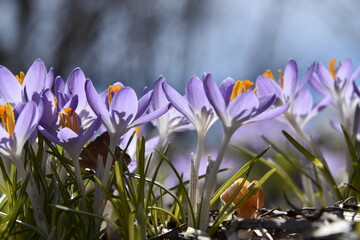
[15,71,25,85]
[135,126,141,137]
[229,80,254,102]
[58,108,79,134]
[262,69,275,80]
[329,59,337,80]
[107,85,122,106]
[0,103,15,139]
[278,69,284,89]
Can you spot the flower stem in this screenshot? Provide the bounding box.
[93,138,117,232]
[71,152,86,197]
[199,130,232,232]
[15,157,49,235]
[189,132,205,227]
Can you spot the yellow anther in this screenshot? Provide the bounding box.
[0,103,15,139]
[53,97,58,112]
[263,69,275,80]
[135,126,141,137]
[59,108,79,134]
[229,80,254,102]
[107,85,122,106]
[329,59,337,80]
[15,71,25,85]
[278,69,284,89]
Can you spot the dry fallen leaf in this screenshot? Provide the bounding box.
[79,131,131,171]
[221,178,264,219]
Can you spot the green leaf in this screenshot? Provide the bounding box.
[282,130,343,200]
[209,168,276,236]
[210,146,270,206]
[233,145,311,205]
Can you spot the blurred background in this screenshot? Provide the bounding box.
[1,0,359,92]
[0,0,359,207]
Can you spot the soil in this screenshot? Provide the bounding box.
[149,200,360,240]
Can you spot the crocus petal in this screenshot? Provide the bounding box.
[57,128,78,143]
[38,125,61,145]
[298,62,316,91]
[228,91,259,121]
[247,103,289,124]
[66,68,87,111]
[40,89,58,127]
[23,59,47,99]
[336,59,352,83]
[63,95,79,112]
[309,71,330,96]
[163,82,195,123]
[186,76,211,112]
[293,89,313,116]
[316,62,334,90]
[204,74,228,124]
[302,96,331,127]
[109,87,138,126]
[257,94,277,115]
[85,79,113,131]
[0,66,22,103]
[14,101,41,151]
[219,77,235,106]
[330,120,342,132]
[45,67,55,90]
[130,103,170,127]
[80,117,102,146]
[135,90,153,119]
[256,76,284,102]
[283,59,298,97]
[0,126,10,139]
[152,77,168,108]
[54,76,65,95]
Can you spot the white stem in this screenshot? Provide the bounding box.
[15,156,49,235]
[71,152,86,196]
[146,135,166,178]
[93,139,117,233]
[199,130,232,232]
[188,132,205,227]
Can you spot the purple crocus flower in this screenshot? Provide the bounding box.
[85,79,169,227]
[204,74,288,136]
[38,95,102,195]
[200,74,288,231]
[85,80,170,146]
[311,59,360,130]
[0,101,43,159]
[162,76,217,137]
[54,68,96,128]
[151,77,194,141]
[162,76,218,224]
[0,59,53,104]
[0,99,49,234]
[256,60,330,130]
[39,95,102,161]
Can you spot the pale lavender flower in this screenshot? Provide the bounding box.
[256,60,330,130]
[311,59,360,130]
[0,59,53,104]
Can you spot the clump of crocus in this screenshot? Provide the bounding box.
[38,95,102,196]
[0,100,48,234]
[163,75,217,226]
[199,74,289,231]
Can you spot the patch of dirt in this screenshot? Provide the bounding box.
[151,200,360,240]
